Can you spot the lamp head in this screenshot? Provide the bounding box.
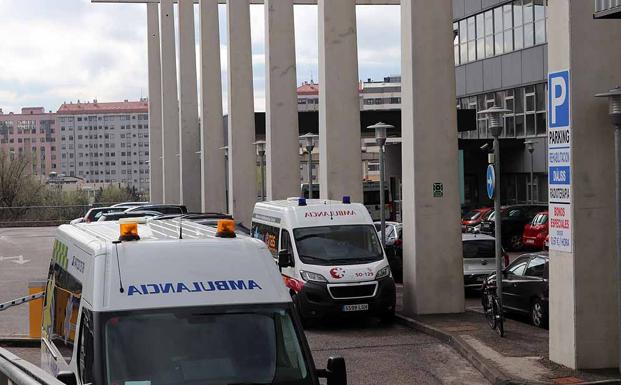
[478,106,510,138]
[368,122,393,146]
[253,140,266,156]
[596,87,621,126]
[299,132,318,150]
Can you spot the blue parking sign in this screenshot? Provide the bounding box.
[548,70,570,128]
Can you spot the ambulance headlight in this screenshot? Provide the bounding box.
[376,266,392,280]
[300,271,327,283]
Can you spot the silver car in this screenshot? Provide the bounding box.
[463,233,497,289]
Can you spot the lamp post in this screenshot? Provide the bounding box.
[299,133,318,199]
[254,140,266,201]
[524,140,535,204]
[369,122,393,247]
[478,106,510,311]
[595,86,621,373]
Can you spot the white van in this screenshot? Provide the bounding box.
[41,217,347,385]
[251,197,396,322]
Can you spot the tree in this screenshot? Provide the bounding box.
[0,152,44,219]
[95,185,136,204]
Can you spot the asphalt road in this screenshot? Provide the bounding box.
[0,226,491,384]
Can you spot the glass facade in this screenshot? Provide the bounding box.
[454,0,547,66]
[458,83,547,140]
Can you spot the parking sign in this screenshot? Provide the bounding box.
[547,69,572,252]
[548,70,570,128]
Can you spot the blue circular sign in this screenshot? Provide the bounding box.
[486,165,495,200]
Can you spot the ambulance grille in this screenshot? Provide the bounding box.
[328,282,377,299]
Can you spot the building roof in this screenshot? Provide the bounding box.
[57,99,148,115]
[297,82,320,96]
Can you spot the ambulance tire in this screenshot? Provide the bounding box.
[379,309,395,324]
[291,292,315,328]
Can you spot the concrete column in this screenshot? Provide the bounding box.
[178,0,201,212]
[226,0,256,226]
[400,0,464,315]
[265,0,300,200]
[318,0,363,202]
[159,0,181,203]
[548,0,621,369]
[147,3,163,203]
[199,0,226,213]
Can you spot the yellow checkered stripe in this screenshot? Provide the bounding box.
[52,240,69,269]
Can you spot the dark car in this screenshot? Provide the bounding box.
[97,211,163,221]
[479,205,547,250]
[482,253,549,328]
[124,204,188,215]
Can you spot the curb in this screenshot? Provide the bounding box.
[395,314,621,385]
[0,336,40,348]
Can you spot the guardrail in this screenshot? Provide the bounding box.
[0,347,64,385]
[594,0,621,18]
[0,203,125,228]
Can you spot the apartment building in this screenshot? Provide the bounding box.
[0,107,58,178]
[56,99,150,193]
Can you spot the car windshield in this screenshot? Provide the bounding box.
[293,225,383,265]
[103,307,311,385]
[531,213,548,225]
[463,210,482,221]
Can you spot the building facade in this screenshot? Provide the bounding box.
[0,107,58,178]
[56,100,150,193]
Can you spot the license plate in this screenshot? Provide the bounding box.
[526,239,534,244]
[342,304,369,312]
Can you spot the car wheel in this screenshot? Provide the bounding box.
[530,298,547,328]
[510,234,523,251]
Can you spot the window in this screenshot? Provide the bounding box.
[78,310,94,384]
[476,14,485,59]
[503,4,513,52]
[484,10,494,57]
[525,256,546,277]
[467,16,476,62]
[251,222,280,256]
[493,7,504,55]
[459,19,468,64]
[508,257,529,276]
[280,230,294,262]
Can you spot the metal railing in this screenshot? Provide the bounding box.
[0,347,64,385]
[0,203,124,227]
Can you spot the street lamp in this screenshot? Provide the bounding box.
[299,133,318,199]
[369,122,394,247]
[595,86,621,373]
[478,106,510,316]
[254,141,266,201]
[524,140,536,204]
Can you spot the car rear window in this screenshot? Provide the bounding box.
[463,240,495,259]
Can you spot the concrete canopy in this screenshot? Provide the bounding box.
[93,0,399,4]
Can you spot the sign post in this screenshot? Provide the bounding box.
[548,70,572,252]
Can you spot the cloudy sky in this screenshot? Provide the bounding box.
[0,0,400,114]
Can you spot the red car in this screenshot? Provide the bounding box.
[461,207,492,232]
[522,211,548,250]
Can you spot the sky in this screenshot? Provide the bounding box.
[0,0,401,114]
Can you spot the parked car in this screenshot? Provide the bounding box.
[462,233,509,290]
[124,204,188,215]
[522,211,548,250]
[374,221,403,283]
[482,253,549,328]
[110,201,150,208]
[479,204,547,250]
[97,211,163,221]
[71,206,125,224]
[461,207,492,233]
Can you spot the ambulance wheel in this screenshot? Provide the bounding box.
[379,309,395,324]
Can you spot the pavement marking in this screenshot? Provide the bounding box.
[0,256,30,265]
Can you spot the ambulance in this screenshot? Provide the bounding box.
[251,197,396,322]
[41,217,347,385]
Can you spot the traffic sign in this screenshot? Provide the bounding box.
[486,165,495,200]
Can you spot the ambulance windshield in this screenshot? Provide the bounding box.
[103,307,312,385]
[293,224,383,265]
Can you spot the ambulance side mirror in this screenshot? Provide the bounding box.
[56,371,77,385]
[278,250,293,269]
[317,356,347,385]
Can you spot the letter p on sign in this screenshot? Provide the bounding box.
[548,70,570,128]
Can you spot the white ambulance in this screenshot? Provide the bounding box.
[41,217,347,385]
[251,197,396,322]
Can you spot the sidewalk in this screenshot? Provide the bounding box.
[396,292,621,384]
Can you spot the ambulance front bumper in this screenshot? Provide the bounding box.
[295,277,396,319]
